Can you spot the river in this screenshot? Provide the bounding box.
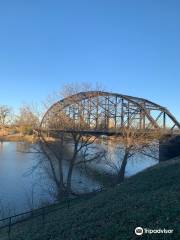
[0,141,158,217]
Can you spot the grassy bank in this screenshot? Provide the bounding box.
[1,157,180,240]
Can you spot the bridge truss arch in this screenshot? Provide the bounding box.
[40,91,180,135]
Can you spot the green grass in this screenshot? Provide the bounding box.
[1,157,180,240]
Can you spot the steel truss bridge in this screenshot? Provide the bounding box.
[40,91,180,136]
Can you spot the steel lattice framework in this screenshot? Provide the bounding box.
[40,91,180,135]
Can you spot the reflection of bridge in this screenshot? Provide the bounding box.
[40,91,180,134]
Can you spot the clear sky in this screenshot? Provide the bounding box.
[0,0,180,119]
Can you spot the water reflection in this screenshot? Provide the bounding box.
[0,142,52,217]
[0,141,158,218]
[0,141,3,153]
[88,140,158,177]
[0,142,100,217]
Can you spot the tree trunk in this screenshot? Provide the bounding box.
[66,134,80,196]
[117,151,129,183]
[57,134,65,199]
[66,163,74,196]
[66,142,78,196]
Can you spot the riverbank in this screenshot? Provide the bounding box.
[0,134,38,143]
[1,156,180,239]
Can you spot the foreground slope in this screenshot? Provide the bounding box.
[4,157,180,240]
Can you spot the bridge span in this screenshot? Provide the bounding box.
[39,91,180,161]
[40,91,180,133]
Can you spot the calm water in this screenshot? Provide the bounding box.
[90,140,159,177]
[0,142,100,217]
[0,141,158,217]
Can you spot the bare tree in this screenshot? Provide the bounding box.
[0,105,12,130]
[65,133,105,196]
[40,83,106,199]
[61,82,93,98]
[43,81,104,110]
[104,127,162,184]
[39,131,105,200]
[16,104,40,135]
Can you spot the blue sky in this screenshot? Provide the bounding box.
[0,0,180,119]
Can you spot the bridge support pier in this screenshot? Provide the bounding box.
[159,135,180,161]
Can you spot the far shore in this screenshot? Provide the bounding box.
[0,134,38,143]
